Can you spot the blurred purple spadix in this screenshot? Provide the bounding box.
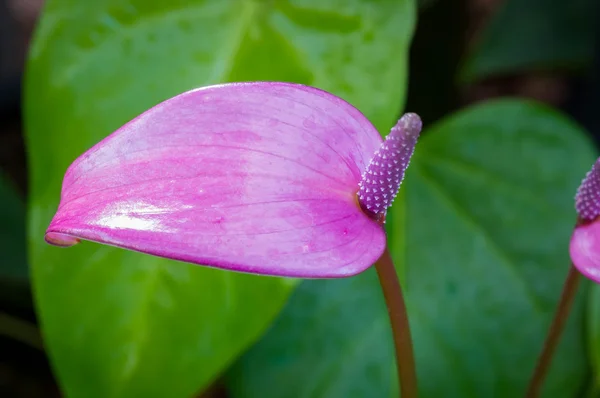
[570,158,600,282]
[45,82,421,278]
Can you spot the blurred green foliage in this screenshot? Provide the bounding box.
[23,0,416,396]
[227,100,595,398]
[587,285,600,394]
[460,0,597,83]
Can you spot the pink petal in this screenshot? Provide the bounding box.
[570,221,600,282]
[45,82,387,278]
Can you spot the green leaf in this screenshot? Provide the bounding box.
[227,99,593,397]
[24,0,416,397]
[459,0,597,83]
[587,285,600,392]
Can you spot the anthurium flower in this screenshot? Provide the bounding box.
[570,157,600,282]
[526,157,600,397]
[45,82,421,278]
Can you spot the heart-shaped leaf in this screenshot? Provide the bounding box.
[227,99,593,397]
[24,0,416,397]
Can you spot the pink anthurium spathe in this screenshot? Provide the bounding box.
[570,157,600,282]
[45,82,422,278]
[527,157,600,397]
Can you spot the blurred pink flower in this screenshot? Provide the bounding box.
[45,82,421,278]
[570,158,600,282]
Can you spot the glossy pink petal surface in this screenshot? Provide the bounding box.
[45,82,387,278]
[570,222,600,282]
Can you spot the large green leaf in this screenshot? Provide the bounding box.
[24,0,416,397]
[459,0,596,83]
[227,100,593,397]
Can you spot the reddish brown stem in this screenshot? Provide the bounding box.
[525,265,581,398]
[375,248,418,398]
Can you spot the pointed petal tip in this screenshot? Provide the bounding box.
[45,231,80,247]
[570,221,600,283]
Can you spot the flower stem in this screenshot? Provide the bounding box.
[525,265,581,398]
[375,248,418,398]
[0,312,44,350]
